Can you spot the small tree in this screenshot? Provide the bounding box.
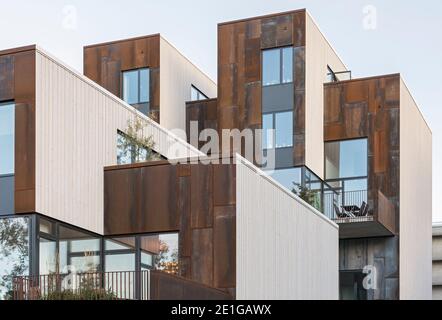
[292,182,322,211]
[117,116,161,164]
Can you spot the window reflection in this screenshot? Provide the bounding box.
[141,233,179,275]
[269,166,324,212]
[0,217,29,300]
[58,226,101,273]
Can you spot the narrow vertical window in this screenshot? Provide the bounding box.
[275,111,293,148]
[139,68,150,103]
[122,70,139,105]
[262,113,274,149]
[122,68,150,115]
[282,47,293,84]
[0,102,14,175]
[262,48,280,86]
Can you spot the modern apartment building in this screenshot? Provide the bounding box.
[0,8,432,300]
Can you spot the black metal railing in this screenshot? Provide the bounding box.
[323,189,370,222]
[326,70,352,83]
[12,270,151,300]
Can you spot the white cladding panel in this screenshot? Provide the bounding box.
[305,12,347,179]
[160,37,217,134]
[399,79,432,300]
[236,155,339,299]
[35,48,201,234]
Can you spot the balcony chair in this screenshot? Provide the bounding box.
[333,204,347,219]
[355,201,369,217]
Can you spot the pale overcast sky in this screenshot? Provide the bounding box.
[1,0,441,220]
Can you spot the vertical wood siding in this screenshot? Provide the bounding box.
[35,48,201,234]
[236,155,339,299]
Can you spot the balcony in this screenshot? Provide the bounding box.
[324,187,396,239]
[12,270,232,300]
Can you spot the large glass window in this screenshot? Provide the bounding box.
[324,138,369,219]
[262,47,293,86]
[105,237,136,272]
[325,138,368,180]
[0,102,15,175]
[0,217,29,300]
[269,166,323,212]
[58,225,101,273]
[262,111,293,149]
[190,85,208,101]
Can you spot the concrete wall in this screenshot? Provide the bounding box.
[35,47,202,234]
[160,37,217,134]
[236,155,339,300]
[305,11,347,179]
[399,78,432,300]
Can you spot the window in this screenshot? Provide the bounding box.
[325,138,368,180]
[262,111,293,149]
[190,85,208,101]
[122,68,150,114]
[0,102,14,175]
[117,131,166,165]
[141,233,178,275]
[105,237,136,273]
[262,47,293,86]
[269,166,324,212]
[58,225,101,273]
[324,139,368,218]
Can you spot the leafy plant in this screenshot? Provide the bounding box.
[117,116,161,164]
[292,183,322,212]
[41,275,118,300]
[0,218,29,300]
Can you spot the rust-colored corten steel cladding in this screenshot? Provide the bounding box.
[324,73,400,232]
[83,34,160,121]
[186,98,218,151]
[324,74,401,300]
[150,271,232,300]
[104,158,236,295]
[0,46,36,213]
[216,9,306,164]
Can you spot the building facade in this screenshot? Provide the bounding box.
[0,8,432,300]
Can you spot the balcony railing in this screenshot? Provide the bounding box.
[12,271,150,300]
[323,189,371,222]
[12,270,233,300]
